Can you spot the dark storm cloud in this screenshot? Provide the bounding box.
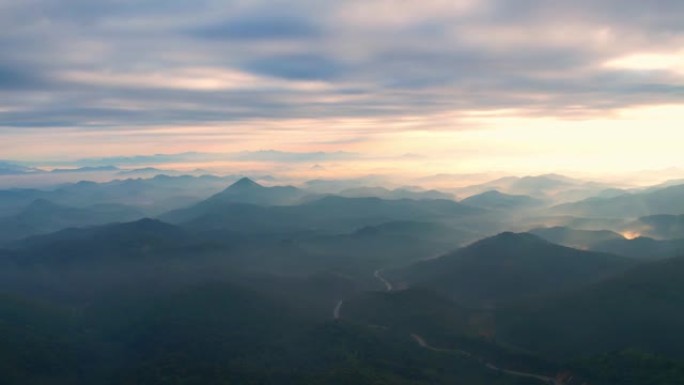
[0,0,682,132]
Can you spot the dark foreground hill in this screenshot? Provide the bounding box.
[0,279,538,385]
[497,255,684,360]
[388,232,634,307]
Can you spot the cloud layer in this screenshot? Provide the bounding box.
[0,0,683,177]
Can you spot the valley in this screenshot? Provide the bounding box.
[1,175,684,384]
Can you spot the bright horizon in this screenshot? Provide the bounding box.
[2,1,683,185]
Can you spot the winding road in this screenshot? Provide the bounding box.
[333,299,344,319]
[410,334,472,357]
[332,266,564,384]
[412,332,560,384]
[375,268,563,385]
[374,269,393,291]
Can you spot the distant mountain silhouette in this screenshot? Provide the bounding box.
[193,177,304,206]
[6,218,189,266]
[529,226,624,249]
[461,190,543,210]
[390,232,633,307]
[0,161,39,175]
[623,214,684,239]
[352,220,475,244]
[49,166,119,173]
[339,186,454,200]
[0,175,233,217]
[163,193,483,235]
[0,199,144,244]
[455,174,613,203]
[591,236,684,260]
[551,183,684,217]
[528,226,684,260]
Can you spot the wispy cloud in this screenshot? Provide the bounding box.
[63,150,363,167]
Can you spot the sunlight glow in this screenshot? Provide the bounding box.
[621,231,642,240]
[604,52,684,73]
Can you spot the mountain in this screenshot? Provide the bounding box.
[460,190,543,210]
[0,174,232,217]
[0,199,144,244]
[190,177,304,206]
[302,176,393,194]
[529,226,625,249]
[301,195,480,217]
[164,193,483,236]
[551,183,684,218]
[454,174,626,206]
[590,236,684,260]
[497,255,684,360]
[4,218,190,267]
[116,167,168,176]
[388,232,633,307]
[623,214,684,239]
[49,166,120,173]
[0,161,39,175]
[293,221,473,280]
[339,186,454,200]
[352,220,475,244]
[528,226,684,260]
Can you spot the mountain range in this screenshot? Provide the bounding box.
[1,173,684,384]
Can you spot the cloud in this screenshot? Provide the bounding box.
[191,12,323,41]
[231,150,360,162]
[243,54,344,80]
[0,62,49,90]
[0,0,683,166]
[62,150,362,167]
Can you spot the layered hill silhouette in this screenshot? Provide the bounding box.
[552,183,684,217]
[162,180,482,235]
[461,190,544,210]
[0,199,144,243]
[2,218,190,268]
[529,226,684,260]
[529,226,625,249]
[338,186,454,200]
[454,174,611,202]
[0,174,232,218]
[624,214,684,239]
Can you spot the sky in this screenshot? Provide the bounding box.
[1,0,683,182]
